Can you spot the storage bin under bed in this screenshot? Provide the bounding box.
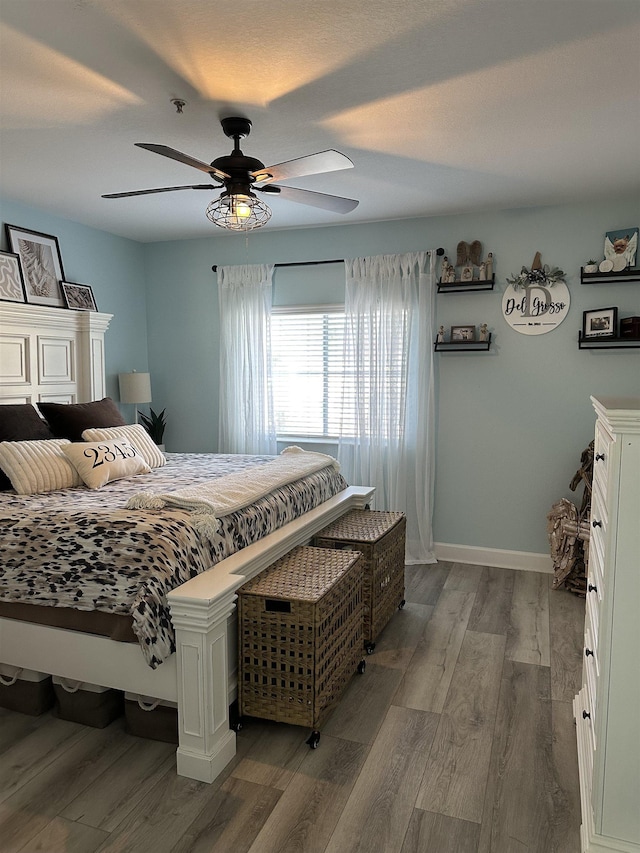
[124,692,178,744]
[0,666,55,716]
[53,676,123,728]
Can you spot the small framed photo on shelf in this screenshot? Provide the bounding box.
[450,324,475,342]
[460,265,474,282]
[61,281,98,311]
[0,251,27,303]
[582,307,617,339]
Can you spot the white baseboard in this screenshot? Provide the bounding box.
[434,542,553,574]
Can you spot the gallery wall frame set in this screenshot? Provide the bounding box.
[3,224,98,311]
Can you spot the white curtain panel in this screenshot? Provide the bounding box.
[339,251,436,564]
[218,263,277,455]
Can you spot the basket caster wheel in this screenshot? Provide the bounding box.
[365,641,376,655]
[357,659,366,675]
[231,718,243,733]
[398,599,406,610]
[306,730,320,749]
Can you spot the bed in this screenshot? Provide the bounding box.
[0,303,374,783]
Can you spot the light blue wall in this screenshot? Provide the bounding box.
[0,198,148,417]
[144,195,640,555]
[2,193,639,557]
[143,239,221,452]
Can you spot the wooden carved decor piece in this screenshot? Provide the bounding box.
[547,441,594,594]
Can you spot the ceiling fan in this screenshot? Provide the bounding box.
[102,117,359,231]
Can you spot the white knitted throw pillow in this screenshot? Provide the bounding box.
[0,438,82,494]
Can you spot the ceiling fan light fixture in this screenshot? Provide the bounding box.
[205,192,272,231]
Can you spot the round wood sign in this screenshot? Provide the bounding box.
[502,281,570,335]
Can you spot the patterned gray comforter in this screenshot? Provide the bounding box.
[0,453,347,667]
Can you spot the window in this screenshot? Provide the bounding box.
[271,306,349,438]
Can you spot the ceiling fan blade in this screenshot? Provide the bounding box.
[259,184,358,214]
[135,143,230,180]
[251,150,353,185]
[102,184,219,199]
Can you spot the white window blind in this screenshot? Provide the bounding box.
[271,307,351,438]
[271,305,410,440]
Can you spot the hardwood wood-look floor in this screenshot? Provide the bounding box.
[0,562,584,853]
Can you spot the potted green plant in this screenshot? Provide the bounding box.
[139,407,167,450]
[584,259,599,273]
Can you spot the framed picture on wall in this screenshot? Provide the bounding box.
[0,250,27,303]
[61,281,98,311]
[582,307,617,339]
[450,324,476,342]
[604,228,638,269]
[5,224,65,307]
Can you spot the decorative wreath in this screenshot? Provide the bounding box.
[506,252,566,290]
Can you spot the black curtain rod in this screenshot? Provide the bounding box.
[211,248,444,273]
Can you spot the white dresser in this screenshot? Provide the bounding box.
[574,396,640,853]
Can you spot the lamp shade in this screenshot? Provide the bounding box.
[118,371,152,404]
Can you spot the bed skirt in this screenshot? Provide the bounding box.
[0,601,137,642]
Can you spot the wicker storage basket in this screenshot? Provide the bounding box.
[238,545,364,732]
[313,510,406,649]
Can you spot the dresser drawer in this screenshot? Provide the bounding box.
[590,468,609,531]
[591,468,609,525]
[583,617,599,732]
[593,421,612,495]
[588,519,606,597]
[592,468,609,519]
[585,582,600,659]
[575,686,596,781]
[594,418,613,465]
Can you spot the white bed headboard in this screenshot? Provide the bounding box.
[0,303,112,405]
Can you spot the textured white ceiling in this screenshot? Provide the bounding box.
[1,0,639,243]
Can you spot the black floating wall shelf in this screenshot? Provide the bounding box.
[578,332,640,350]
[580,267,640,285]
[437,275,495,294]
[435,334,492,352]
